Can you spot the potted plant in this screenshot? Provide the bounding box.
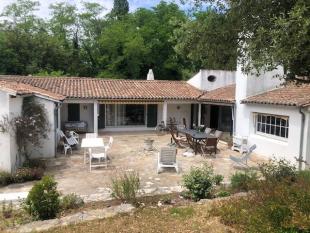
[144,138,154,151]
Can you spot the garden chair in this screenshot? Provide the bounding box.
[89,147,108,171]
[213,130,223,140]
[204,127,212,135]
[57,129,78,155]
[169,128,187,148]
[157,147,179,174]
[69,131,79,143]
[86,133,98,138]
[200,137,218,157]
[230,144,257,167]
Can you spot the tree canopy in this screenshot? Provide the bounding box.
[187,0,310,82]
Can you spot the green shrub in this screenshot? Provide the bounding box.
[1,201,13,219]
[13,167,44,183]
[230,170,258,192]
[297,169,310,183]
[0,171,13,187]
[213,169,310,233]
[23,159,46,169]
[260,159,297,182]
[182,164,216,201]
[24,176,60,220]
[111,171,140,205]
[213,174,224,185]
[61,193,84,210]
[215,191,230,198]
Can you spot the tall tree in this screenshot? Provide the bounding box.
[111,0,129,19]
[174,9,238,71]
[185,0,310,82]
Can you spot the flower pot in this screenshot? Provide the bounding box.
[144,138,154,151]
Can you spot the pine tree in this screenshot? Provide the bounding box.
[111,0,129,18]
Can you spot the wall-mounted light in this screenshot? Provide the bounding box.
[177,106,180,110]
[83,105,88,110]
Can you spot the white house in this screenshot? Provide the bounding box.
[0,67,309,173]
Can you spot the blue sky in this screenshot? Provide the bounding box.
[0,0,191,18]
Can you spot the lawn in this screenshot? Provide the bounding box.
[44,203,234,233]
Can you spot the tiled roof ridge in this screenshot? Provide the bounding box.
[0,75,188,83]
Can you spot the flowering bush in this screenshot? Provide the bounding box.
[13,167,44,183]
[0,97,50,165]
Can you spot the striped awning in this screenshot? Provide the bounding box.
[98,99,163,104]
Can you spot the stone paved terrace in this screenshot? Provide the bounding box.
[0,132,266,199]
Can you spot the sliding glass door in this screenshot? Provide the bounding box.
[105,104,146,127]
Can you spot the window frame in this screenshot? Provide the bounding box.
[254,113,289,140]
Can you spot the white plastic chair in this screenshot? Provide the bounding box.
[89,147,108,171]
[204,127,212,134]
[157,147,178,173]
[69,131,79,143]
[86,133,98,138]
[64,143,72,156]
[230,144,257,167]
[106,136,113,150]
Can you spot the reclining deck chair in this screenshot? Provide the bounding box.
[230,144,257,167]
[157,147,179,173]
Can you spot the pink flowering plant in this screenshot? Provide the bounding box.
[0,97,50,165]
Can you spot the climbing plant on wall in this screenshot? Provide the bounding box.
[0,97,50,166]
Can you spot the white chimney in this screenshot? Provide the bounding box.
[147,69,154,80]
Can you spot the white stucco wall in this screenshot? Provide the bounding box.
[27,97,56,159]
[157,102,191,126]
[237,103,303,164]
[9,96,23,169]
[187,69,235,91]
[302,108,310,168]
[0,91,12,172]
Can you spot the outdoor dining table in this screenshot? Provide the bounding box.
[178,128,217,155]
[81,138,105,164]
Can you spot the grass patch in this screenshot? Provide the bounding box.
[44,204,232,233]
[170,206,194,218]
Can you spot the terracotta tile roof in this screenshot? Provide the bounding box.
[198,85,235,104]
[0,76,202,100]
[242,83,310,107]
[0,80,65,101]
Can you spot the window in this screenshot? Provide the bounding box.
[106,104,146,127]
[68,104,80,121]
[254,113,289,138]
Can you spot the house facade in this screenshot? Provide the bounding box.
[0,68,309,173]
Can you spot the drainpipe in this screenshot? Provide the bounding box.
[54,103,62,157]
[298,107,306,170]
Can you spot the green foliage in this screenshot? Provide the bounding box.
[170,206,194,218]
[111,0,129,18]
[215,190,230,198]
[1,201,13,219]
[0,171,13,187]
[230,170,258,192]
[213,174,224,185]
[187,0,310,82]
[111,171,140,205]
[182,163,218,201]
[13,167,44,183]
[24,176,60,220]
[260,159,297,182]
[212,160,310,233]
[0,0,191,80]
[174,9,238,71]
[61,193,84,210]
